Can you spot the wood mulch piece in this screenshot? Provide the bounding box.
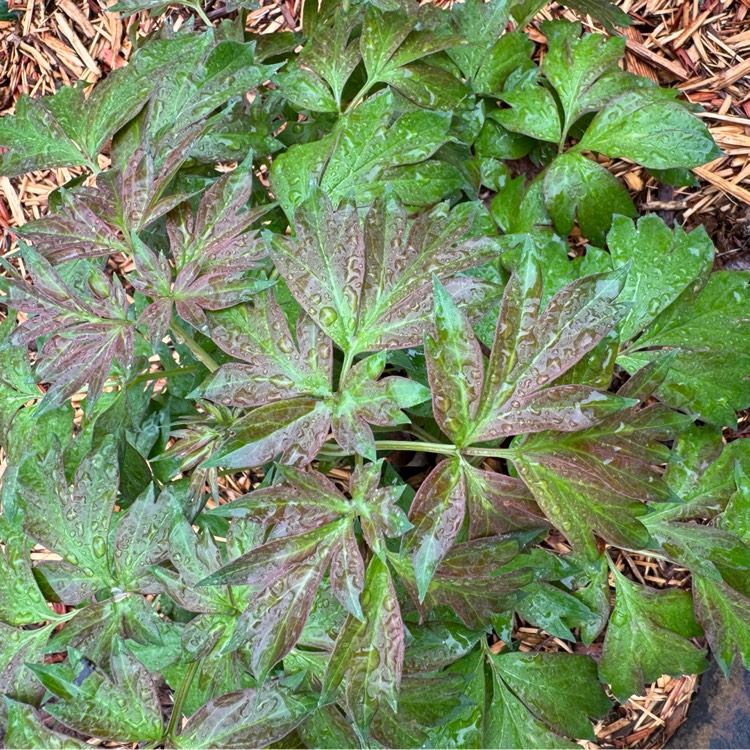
[1,1,747,748]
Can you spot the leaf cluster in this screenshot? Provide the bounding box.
[0,1,748,748]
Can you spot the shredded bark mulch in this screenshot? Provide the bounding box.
[1,1,749,747]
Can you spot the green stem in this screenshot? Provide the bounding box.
[220,440,522,470]
[170,317,219,373]
[344,81,374,114]
[339,349,356,389]
[127,364,202,389]
[376,440,457,456]
[462,446,518,460]
[408,423,442,444]
[358,439,458,456]
[165,658,201,744]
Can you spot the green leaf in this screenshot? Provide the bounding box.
[383,63,471,112]
[175,682,317,749]
[29,640,163,743]
[440,650,610,749]
[0,315,40,443]
[276,67,340,113]
[141,33,280,154]
[360,159,465,206]
[494,69,562,143]
[651,423,750,525]
[0,516,54,625]
[693,575,750,674]
[489,651,610,745]
[541,21,625,135]
[448,0,516,81]
[0,622,54,705]
[370,673,472,748]
[110,0,206,14]
[19,438,117,589]
[543,152,635,245]
[608,215,714,341]
[0,1,19,20]
[334,351,430,459]
[112,484,179,591]
[561,0,632,31]
[472,31,535,96]
[322,556,404,737]
[359,4,463,108]
[573,553,612,645]
[718,465,750,545]
[0,33,205,175]
[426,278,484,445]
[402,620,485,674]
[295,6,361,107]
[270,91,454,214]
[645,520,750,589]
[44,596,166,675]
[351,460,413,560]
[297,703,361,750]
[153,517,237,615]
[2,699,87,749]
[321,92,453,203]
[578,90,722,169]
[599,565,708,701]
[487,665,578,749]
[619,270,750,426]
[516,582,599,641]
[426,649,487,747]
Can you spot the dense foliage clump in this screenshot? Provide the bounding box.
[0,0,748,747]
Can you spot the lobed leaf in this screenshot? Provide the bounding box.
[323,556,404,737]
[268,189,500,355]
[175,682,317,749]
[600,565,708,701]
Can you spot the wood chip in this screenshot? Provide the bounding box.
[58,0,97,37]
[626,37,689,78]
[54,11,102,77]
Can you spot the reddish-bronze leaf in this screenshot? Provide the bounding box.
[464,465,548,539]
[204,398,332,469]
[199,296,333,408]
[267,190,500,355]
[323,557,404,736]
[403,457,466,602]
[5,244,134,413]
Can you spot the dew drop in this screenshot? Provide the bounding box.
[319,307,339,326]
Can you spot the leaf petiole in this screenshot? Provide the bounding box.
[127,364,203,389]
[170,317,220,373]
[164,657,202,745]
[462,446,519,460]
[319,439,521,459]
